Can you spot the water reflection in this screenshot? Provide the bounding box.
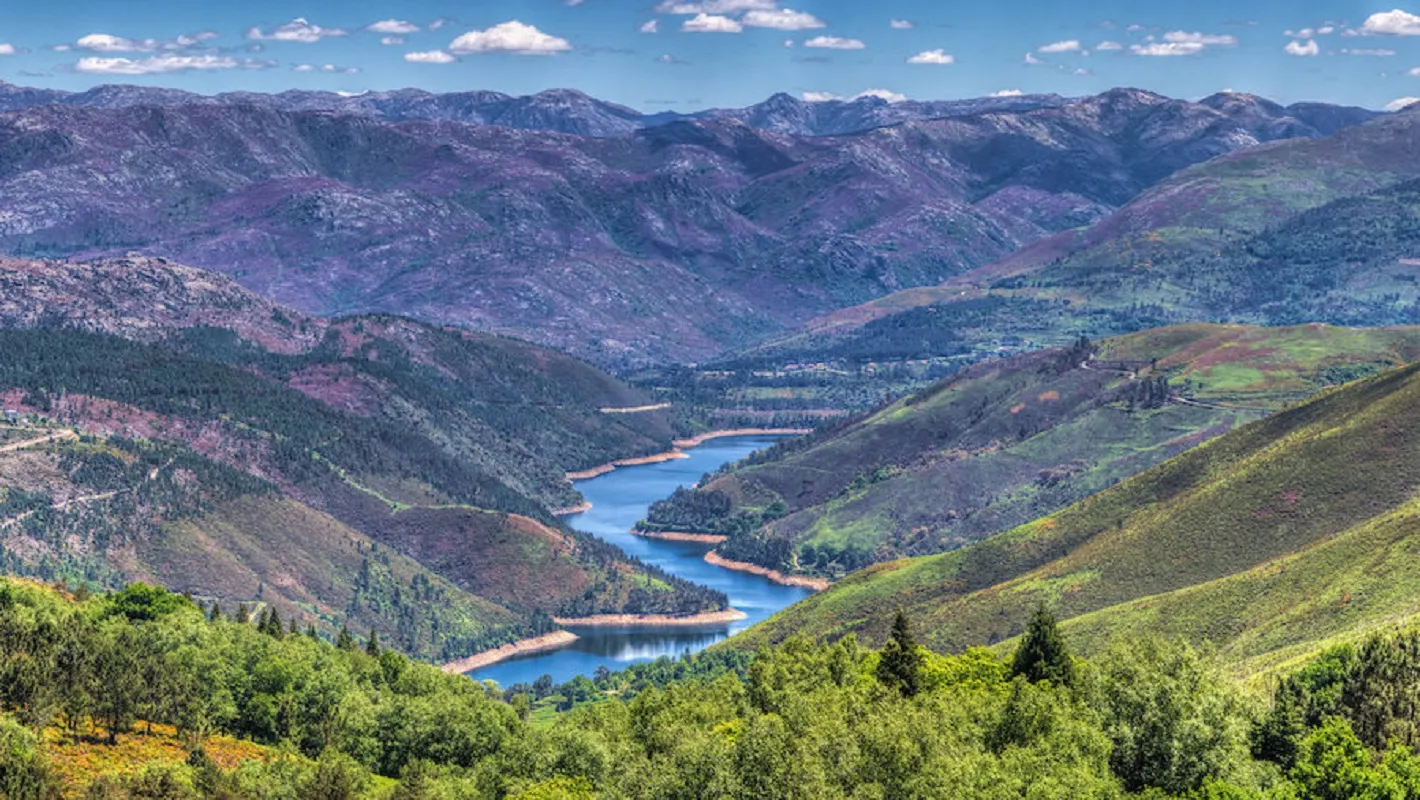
[467,436,811,687]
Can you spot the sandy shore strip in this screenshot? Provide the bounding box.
[704,551,831,591]
[565,449,690,481]
[553,609,748,627]
[566,429,811,483]
[441,630,581,674]
[551,501,593,516]
[671,428,813,449]
[630,529,728,544]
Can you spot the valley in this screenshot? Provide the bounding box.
[4,68,1420,797]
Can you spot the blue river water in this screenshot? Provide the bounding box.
[468,435,813,687]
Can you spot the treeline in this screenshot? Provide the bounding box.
[7,580,1420,796]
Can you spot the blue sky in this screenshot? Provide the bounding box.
[2,1,1420,110]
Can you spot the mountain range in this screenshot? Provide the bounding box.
[0,84,1382,365]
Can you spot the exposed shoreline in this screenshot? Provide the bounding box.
[565,429,810,483]
[671,428,813,449]
[703,551,832,592]
[553,609,748,627]
[631,528,728,544]
[441,630,581,675]
[551,501,592,516]
[565,450,689,481]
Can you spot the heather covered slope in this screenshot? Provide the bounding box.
[749,107,1420,368]
[645,324,1420,579]
[732,360,1420,672]
[0,90,1377,364]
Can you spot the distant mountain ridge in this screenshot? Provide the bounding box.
[0,87,1381,365]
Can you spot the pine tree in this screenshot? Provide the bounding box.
[207,602,222,623]
[876,611,924,697]
[1011,601,1076,686]
[288,618,299,636]
[235,604,250,624]
[265,607,283,638]
[366,629,381,658]
[336,624,355,651]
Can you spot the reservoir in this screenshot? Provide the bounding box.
[468,435,813,687]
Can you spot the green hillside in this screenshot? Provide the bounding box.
[730,358,1420,674]
[642,324,1420,580]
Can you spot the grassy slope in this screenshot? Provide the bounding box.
[731,360,1420,675]
[677,324,1420,577]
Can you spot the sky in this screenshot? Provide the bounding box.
[2,1,1420,111]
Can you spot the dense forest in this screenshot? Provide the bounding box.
[4,578,1420,798]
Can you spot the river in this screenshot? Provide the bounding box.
[467,435,812,687]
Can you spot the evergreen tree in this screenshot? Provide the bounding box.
[288,618,299,636]
[207,602,222,623]
[1011,602,1076,687]
[336,624,355,651]
[234,604,250,624]
[876,611,924,697]
[366,629,381,658]
[265,607,283,638]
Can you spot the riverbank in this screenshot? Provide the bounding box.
[441,630,581,674]
[630,529,728,544]
[671,428,813,449]
[551,501,592,516]
[565,450,689,481]
[703,551,831,591]
[553,609,748,627]
[566,429,810,483]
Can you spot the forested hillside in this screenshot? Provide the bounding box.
[5,578,1420,798]
[0,259,729,659]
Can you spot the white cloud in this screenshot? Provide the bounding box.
[655,0,775,13]
[449,21,573,54]
[1285,39,1320,56]
[1386,96,1420,110]
[1163,31,1238,46]
[367,19,419,35]
[1410,66,1420,75]
[783,39,795,47]
[803,88,907,103]
[682,13,743,32]
[804,35,865,49]
[1342,47,1397,55]
[890,19,914,29]
[429,19,449,31]
[0,44,14,56]
[907,48,954,64]
[640,20,659,33]
[247,18,348,43]
[1038,39,1082,53]
[380,36,405,46]
[404,50,456,63]
[858,88,907,103]
[1096,40,1123,51]
[1131,41,1206,56]
[1024,52,1044,64]
[295,63,360,74]
[76,33,158,53]
[990,89,1023,97]
[75,54,268,74]
[742,9,825,30]
[1362,10,1420,36]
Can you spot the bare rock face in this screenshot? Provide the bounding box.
[0,86,1381,365]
